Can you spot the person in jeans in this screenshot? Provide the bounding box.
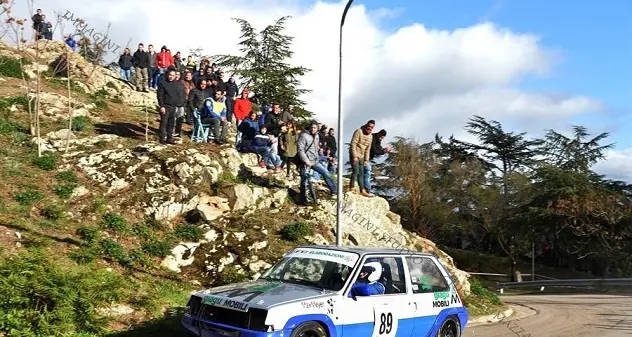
[251,126,283,171]
[365,129,391,195]
[296,121,337,205]
[349,120,375,197]
[147,45,157,89]
[156,69,185,144]
[132,43,149,92]
[202,91,229,144]
[118,48,133,81]
[279,120,298,178]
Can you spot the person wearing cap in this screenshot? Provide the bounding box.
[296,120,337,205]
[349,261,385,296]
[365,129,391,195]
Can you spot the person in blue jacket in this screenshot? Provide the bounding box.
[349,261,385,297]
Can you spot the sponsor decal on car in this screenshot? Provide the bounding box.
[301,300,325,309]
[432,284,460,308]
[286,248,359,267]
[202,295,250,312]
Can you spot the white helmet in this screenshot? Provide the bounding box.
[362,262,383,283]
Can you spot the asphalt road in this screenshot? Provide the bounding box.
[464,294,632,336]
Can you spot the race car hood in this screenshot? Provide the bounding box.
[192,280,336,311]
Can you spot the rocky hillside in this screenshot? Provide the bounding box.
[0,40,496,335]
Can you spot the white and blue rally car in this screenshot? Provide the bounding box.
[182,245,468,337]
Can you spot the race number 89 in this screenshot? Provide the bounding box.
[379,312,393,334]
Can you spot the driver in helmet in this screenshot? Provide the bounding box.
[349,261,385,297]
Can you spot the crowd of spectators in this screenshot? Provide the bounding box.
[58,35,392,205]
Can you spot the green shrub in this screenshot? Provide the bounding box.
[32,154,57,171]
[69,246,99,264]
[173,224,204,242]
[280,222,312,241]
[214,266,250,286]
[100,239,133,268]
[53,183,77,199]
[71,116,91,132]
[76,226,100,243]
[13,189,43,205]
[0,119,21,134]
[0,249,125,336]
[40,204,65,220]
[102,213,128,232]
[469,277,500,305]
[0,56,24,78]
[55,170,78,183]
[141,239,172,258]
[129,249,152,267]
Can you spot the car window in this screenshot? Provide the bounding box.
[282,258,327,282]
[406,256,449,294]
[353,256,407,295]
[261,256,351,291]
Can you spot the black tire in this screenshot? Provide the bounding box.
[290,321,328,337]
[437,318,460,337]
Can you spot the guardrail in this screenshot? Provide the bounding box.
[496,278,632,293]
[467,272,557,280]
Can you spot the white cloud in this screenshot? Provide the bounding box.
[594,149,632,183]
[9,0,629,181]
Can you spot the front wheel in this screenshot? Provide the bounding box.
[290,321,328,337]
[437,318,460,337]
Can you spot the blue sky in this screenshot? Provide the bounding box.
[346,0,632,147]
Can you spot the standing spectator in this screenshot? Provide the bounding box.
[233,88,252,147]
[225,76,239,123]
[180,71,196,123]
[156,69,185,145]
[31,9,43,31]
[185,56,197,73]
[365,129,390,195]
[202,90,229,144]
[173,51,185,74]
[318,125,328,151]
[279,120,298,178]
[214,70,227,96]
[154,46,173,85]
[118,48,133,81]
[296,121,337,205]
[325,128,337,171]
[266,103,293,137]
[132,43,149,92]
[349,120,375,197]
[173,72,187,140]
[65,35,77,51]
[147,45,157,89]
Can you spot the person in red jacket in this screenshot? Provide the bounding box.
[154,45,174,81]
[233,88,252,148]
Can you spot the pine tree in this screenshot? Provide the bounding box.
[212,16,313,119]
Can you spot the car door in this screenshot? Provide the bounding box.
[339,255,414,337]
[405,255,453,337]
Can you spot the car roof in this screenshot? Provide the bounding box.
[295,244,435,257]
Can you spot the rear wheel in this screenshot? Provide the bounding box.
[437,318,460,337]
[290,321,328,337]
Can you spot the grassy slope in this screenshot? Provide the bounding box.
[0,55,518,336]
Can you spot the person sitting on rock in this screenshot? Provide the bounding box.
[251,126,282,172]
[237,111,260,153]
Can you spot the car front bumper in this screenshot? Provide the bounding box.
[183,314,292,337]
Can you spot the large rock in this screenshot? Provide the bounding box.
[308,192,471,294]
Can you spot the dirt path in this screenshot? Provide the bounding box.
[464,294,632,336]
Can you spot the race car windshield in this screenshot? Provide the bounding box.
[259,256,353,291]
